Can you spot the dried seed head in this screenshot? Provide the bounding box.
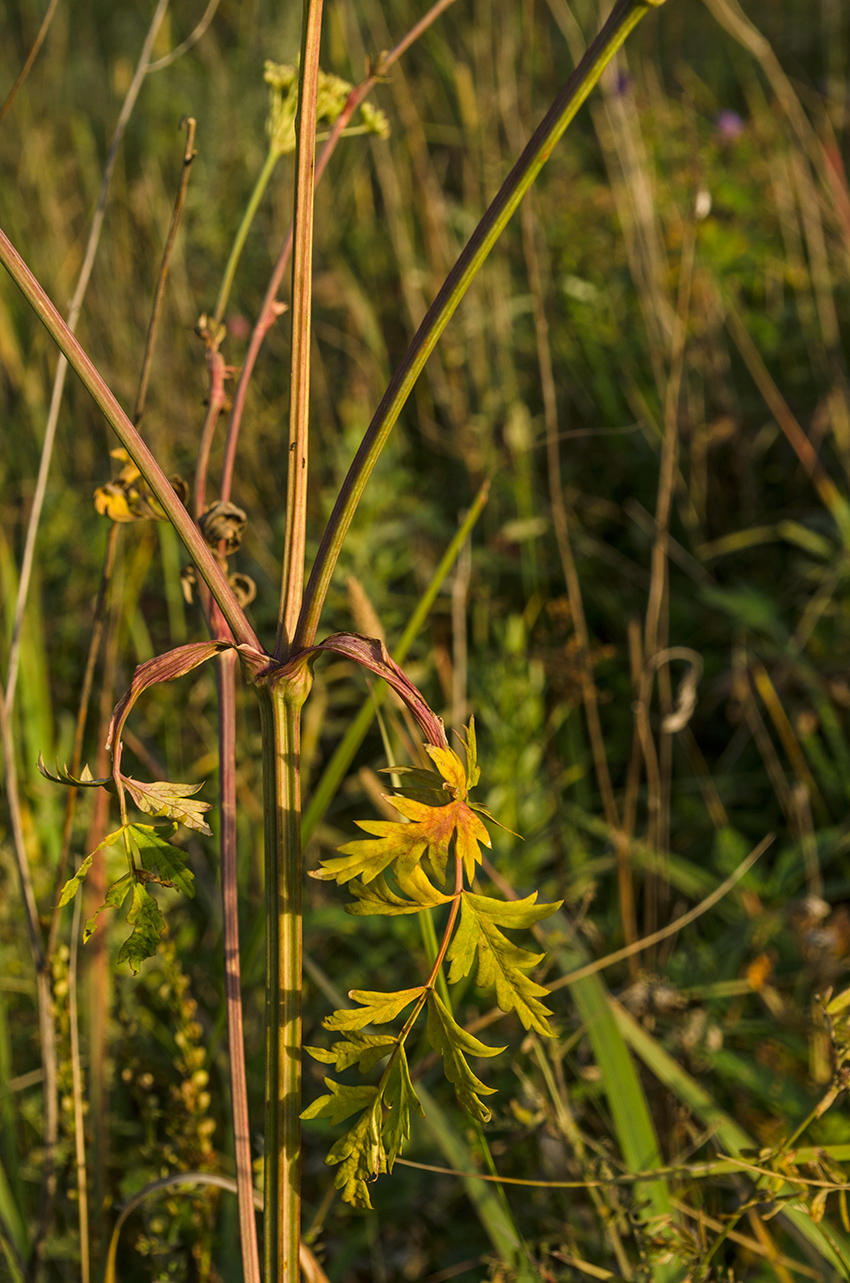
[198,500,247,554]
[229,571,257,607]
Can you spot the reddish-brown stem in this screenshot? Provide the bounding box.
[216,650,261,1283]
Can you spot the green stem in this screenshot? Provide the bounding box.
[294,0,664,650]
[301,481,489,844]
[275,0,326,659]
[213,148,281,328]
[258,672,310,1283]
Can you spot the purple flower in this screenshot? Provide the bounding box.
[715,109,745,143]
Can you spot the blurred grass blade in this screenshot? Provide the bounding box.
[612,999,850,1275]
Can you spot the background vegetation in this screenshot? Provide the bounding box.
[2,0,850,1279]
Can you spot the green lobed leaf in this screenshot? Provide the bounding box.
[84,873,133,941]
[305,1033,397,1073]
[301,1080,379,1126]
[58,824,128,907]
[116,882,166,973]
[325,1102,384,1209]
[447,893,559,1036]
[129,823,195,897]
[58,854,93,908]
[383,1045,423,1169]
[122,778,213,835]
[314,820,427,886]
[426,991,502,1122]
[323,987,424,1032]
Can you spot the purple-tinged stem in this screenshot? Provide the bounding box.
[216,651,261,1283]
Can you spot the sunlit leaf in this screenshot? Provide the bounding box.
[325,1103,384,1209]
[345,868,454,916]
[301,1080,379,1126]
[318,743,491,887]
[447,892,561,1036]
[122,778,213,835]
[305,1032,397,1073]
[38,754,113,790]
[58,825,128,906]
[323,988,424,1032]
[384,1045,423,1168]
[426,991,502,1122]
[128,823,195,896]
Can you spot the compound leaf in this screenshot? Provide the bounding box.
[301,1080,379,1126]
[116,882,166,973]
[384,1045,423,1168]
[129,823,195,896]
[324,988,423,1032]
[306,1033,397,1073]
[84,872,133,941]
[447,893,560,1036]
[345,868,453,916]
[426,991,501,1122]
[58,824,128,907]
[122,778,213,835]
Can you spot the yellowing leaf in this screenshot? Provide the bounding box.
[426,991,502,1122]
[306,1033,397,1073]
[447,892,561,1036]
[345,869,454,916]
[301,1080,379,1126]
[122,778,213,835]
[324,988,424,1032]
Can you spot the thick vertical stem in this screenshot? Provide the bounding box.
[217,652,261,1283]
[258,673,310,1283]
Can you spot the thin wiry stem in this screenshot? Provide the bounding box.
[294,0,664,652]
[3,0,171,715]
[275,0,325,660]
[147,0,223,72]
[219,0,460,507]
[0,0,61,128]
[134,118,197,426]
[68,893,90,1283]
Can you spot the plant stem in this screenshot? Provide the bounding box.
[258,672,310,1283]
[216,651,261,1283]
[0,225,259,652]
[219,0,459,507]
[275,0,325,660]
[213,147,281,329]
[294,0,665,651]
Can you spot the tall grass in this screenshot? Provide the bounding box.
[2,0,850,1280]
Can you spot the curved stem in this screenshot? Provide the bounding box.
[294,0,661,651]
[0,226,260,652]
